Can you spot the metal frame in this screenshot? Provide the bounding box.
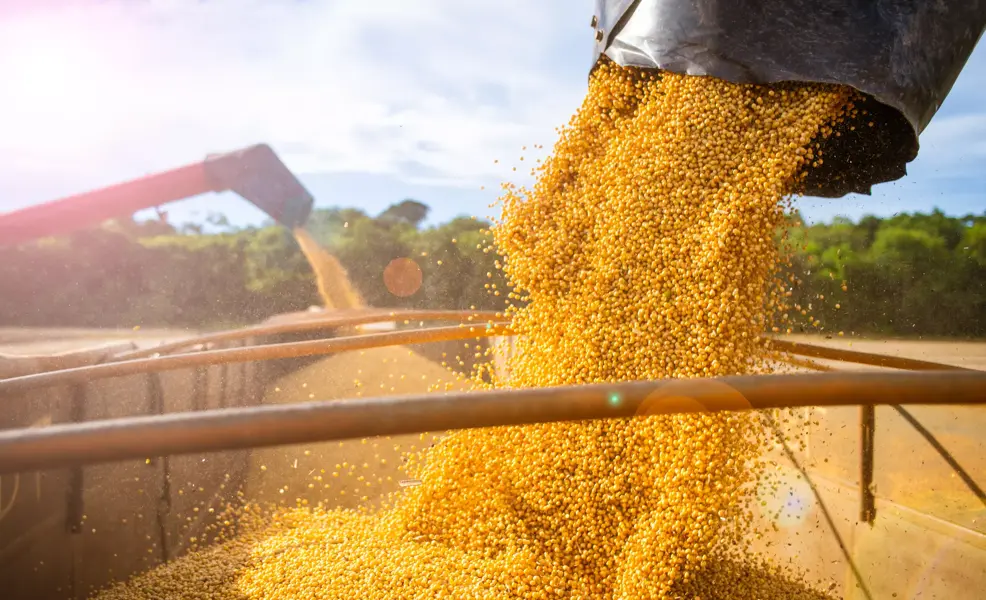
[1,312,984,600]
[1,312,983,531]
[0,370,984,475]
[0,324,511,395]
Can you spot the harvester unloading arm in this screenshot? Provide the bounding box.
[0,143,314,247]
[591,0,985,198]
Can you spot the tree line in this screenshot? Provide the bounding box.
[1,202,983,338]
[785,210,986,338]
[0,200,508,329]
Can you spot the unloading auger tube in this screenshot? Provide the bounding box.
[590,0,986,198]
[0,143,314,247]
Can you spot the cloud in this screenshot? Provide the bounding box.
[0,0,982,228]
[0,0,592,211]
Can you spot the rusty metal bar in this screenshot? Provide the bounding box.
[4,329,968,399]
[146,372,172,562]
[860,405,877,524]
[776,354,835,372]
[770,339,971,372]
[193,366,207,412]
[218,360,229,410]
[776,343,982,522]
[64,383,87,534]
[123,329,974,376]
[118,309,506,360]
[0,370,983,475]
[0,324,972,402]
[0,342,136,379]
[0,325,510,396]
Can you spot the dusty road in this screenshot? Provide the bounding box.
[2,329,982,532]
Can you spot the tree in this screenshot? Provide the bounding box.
[2,207,985,337]
[378,199,430,228]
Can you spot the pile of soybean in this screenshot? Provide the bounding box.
[97,61,859,599]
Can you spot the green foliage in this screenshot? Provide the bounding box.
[0,225,317,328]
[783,209,986,338]
[0,202,506,328]
[1,203,984,337]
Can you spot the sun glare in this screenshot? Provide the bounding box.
[0,10,128,165]
[0,18,102,111]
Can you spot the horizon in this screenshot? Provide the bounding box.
[0,0,983,230]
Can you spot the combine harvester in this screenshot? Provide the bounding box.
[0,1,984,598]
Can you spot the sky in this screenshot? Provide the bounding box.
[0,0,983,231]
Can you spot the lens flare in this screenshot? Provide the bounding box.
[383,257,423,297]
[757,468,815,529]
